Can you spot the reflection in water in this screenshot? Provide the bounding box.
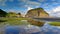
[0,20,60,34]
[27,19,45,27]
[5,25,41,34]
[5,23,60,34]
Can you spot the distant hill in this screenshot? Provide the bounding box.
[7,12,22,17]
[25,8,49,18]
[0,9,7,17]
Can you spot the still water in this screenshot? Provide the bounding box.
[1,20,60,34]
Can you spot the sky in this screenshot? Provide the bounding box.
[0,0,60,17]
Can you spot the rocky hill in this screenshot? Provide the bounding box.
[25,8,49,18]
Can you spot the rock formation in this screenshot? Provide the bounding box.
[25,8,49,18]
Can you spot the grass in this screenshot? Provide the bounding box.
[49,22,60,26]
[0,17,45,26]
[0,17,30,26]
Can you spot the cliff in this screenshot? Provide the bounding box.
[25,8,49,18]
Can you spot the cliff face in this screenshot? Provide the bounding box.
[25,8,49,18]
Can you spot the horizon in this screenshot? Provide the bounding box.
[0,0,60,17]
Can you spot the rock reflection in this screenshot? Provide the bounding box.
[27,19,45,27]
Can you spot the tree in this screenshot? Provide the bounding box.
[7,12,17,17]
[18,13,21,15]
[0,9,7,17]
[17,13,21,17]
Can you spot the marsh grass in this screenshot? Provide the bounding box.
[0,17,45,26]
[49,22,60,26]
[0,17,30,26]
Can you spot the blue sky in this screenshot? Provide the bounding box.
[0,0,60,17]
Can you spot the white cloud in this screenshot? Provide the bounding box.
[48,6,60,17]
[25,7,33,14]
[53,6,60,12]
[18,0,40,13]
[7,9,21,13]
[18,0,40,8]
[26,1,40,6]
[27,7,33,10]
[51,2,60,6]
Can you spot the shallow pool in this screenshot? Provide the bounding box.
[5,23,60,34]
[0,20,60,34]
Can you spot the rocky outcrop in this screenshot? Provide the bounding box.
[25,8,49,18]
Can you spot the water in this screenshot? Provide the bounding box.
[1,20,60,34]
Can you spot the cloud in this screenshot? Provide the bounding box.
[48,6,60,17]
[26,1,40,6]
[18,0,40,8]
[38,0,47,2]
[0,0,14,6]
[27,7,33,10]
[0,0,7,6]
[6,9,21,13]
[51,1,60,6]
[53,6,60,12]
[24,7,33,15]
[42,3,49,7]
[8,0,14,2]
[0,0,6,2]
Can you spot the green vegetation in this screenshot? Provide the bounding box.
[49,22,60,26]
[7,12,21,17]
[0,9,7,17]
[0,8,48,27]
[0,17,30,26]
[7,12,17,17]
[0,9,22,18]
[0,17,45,27]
